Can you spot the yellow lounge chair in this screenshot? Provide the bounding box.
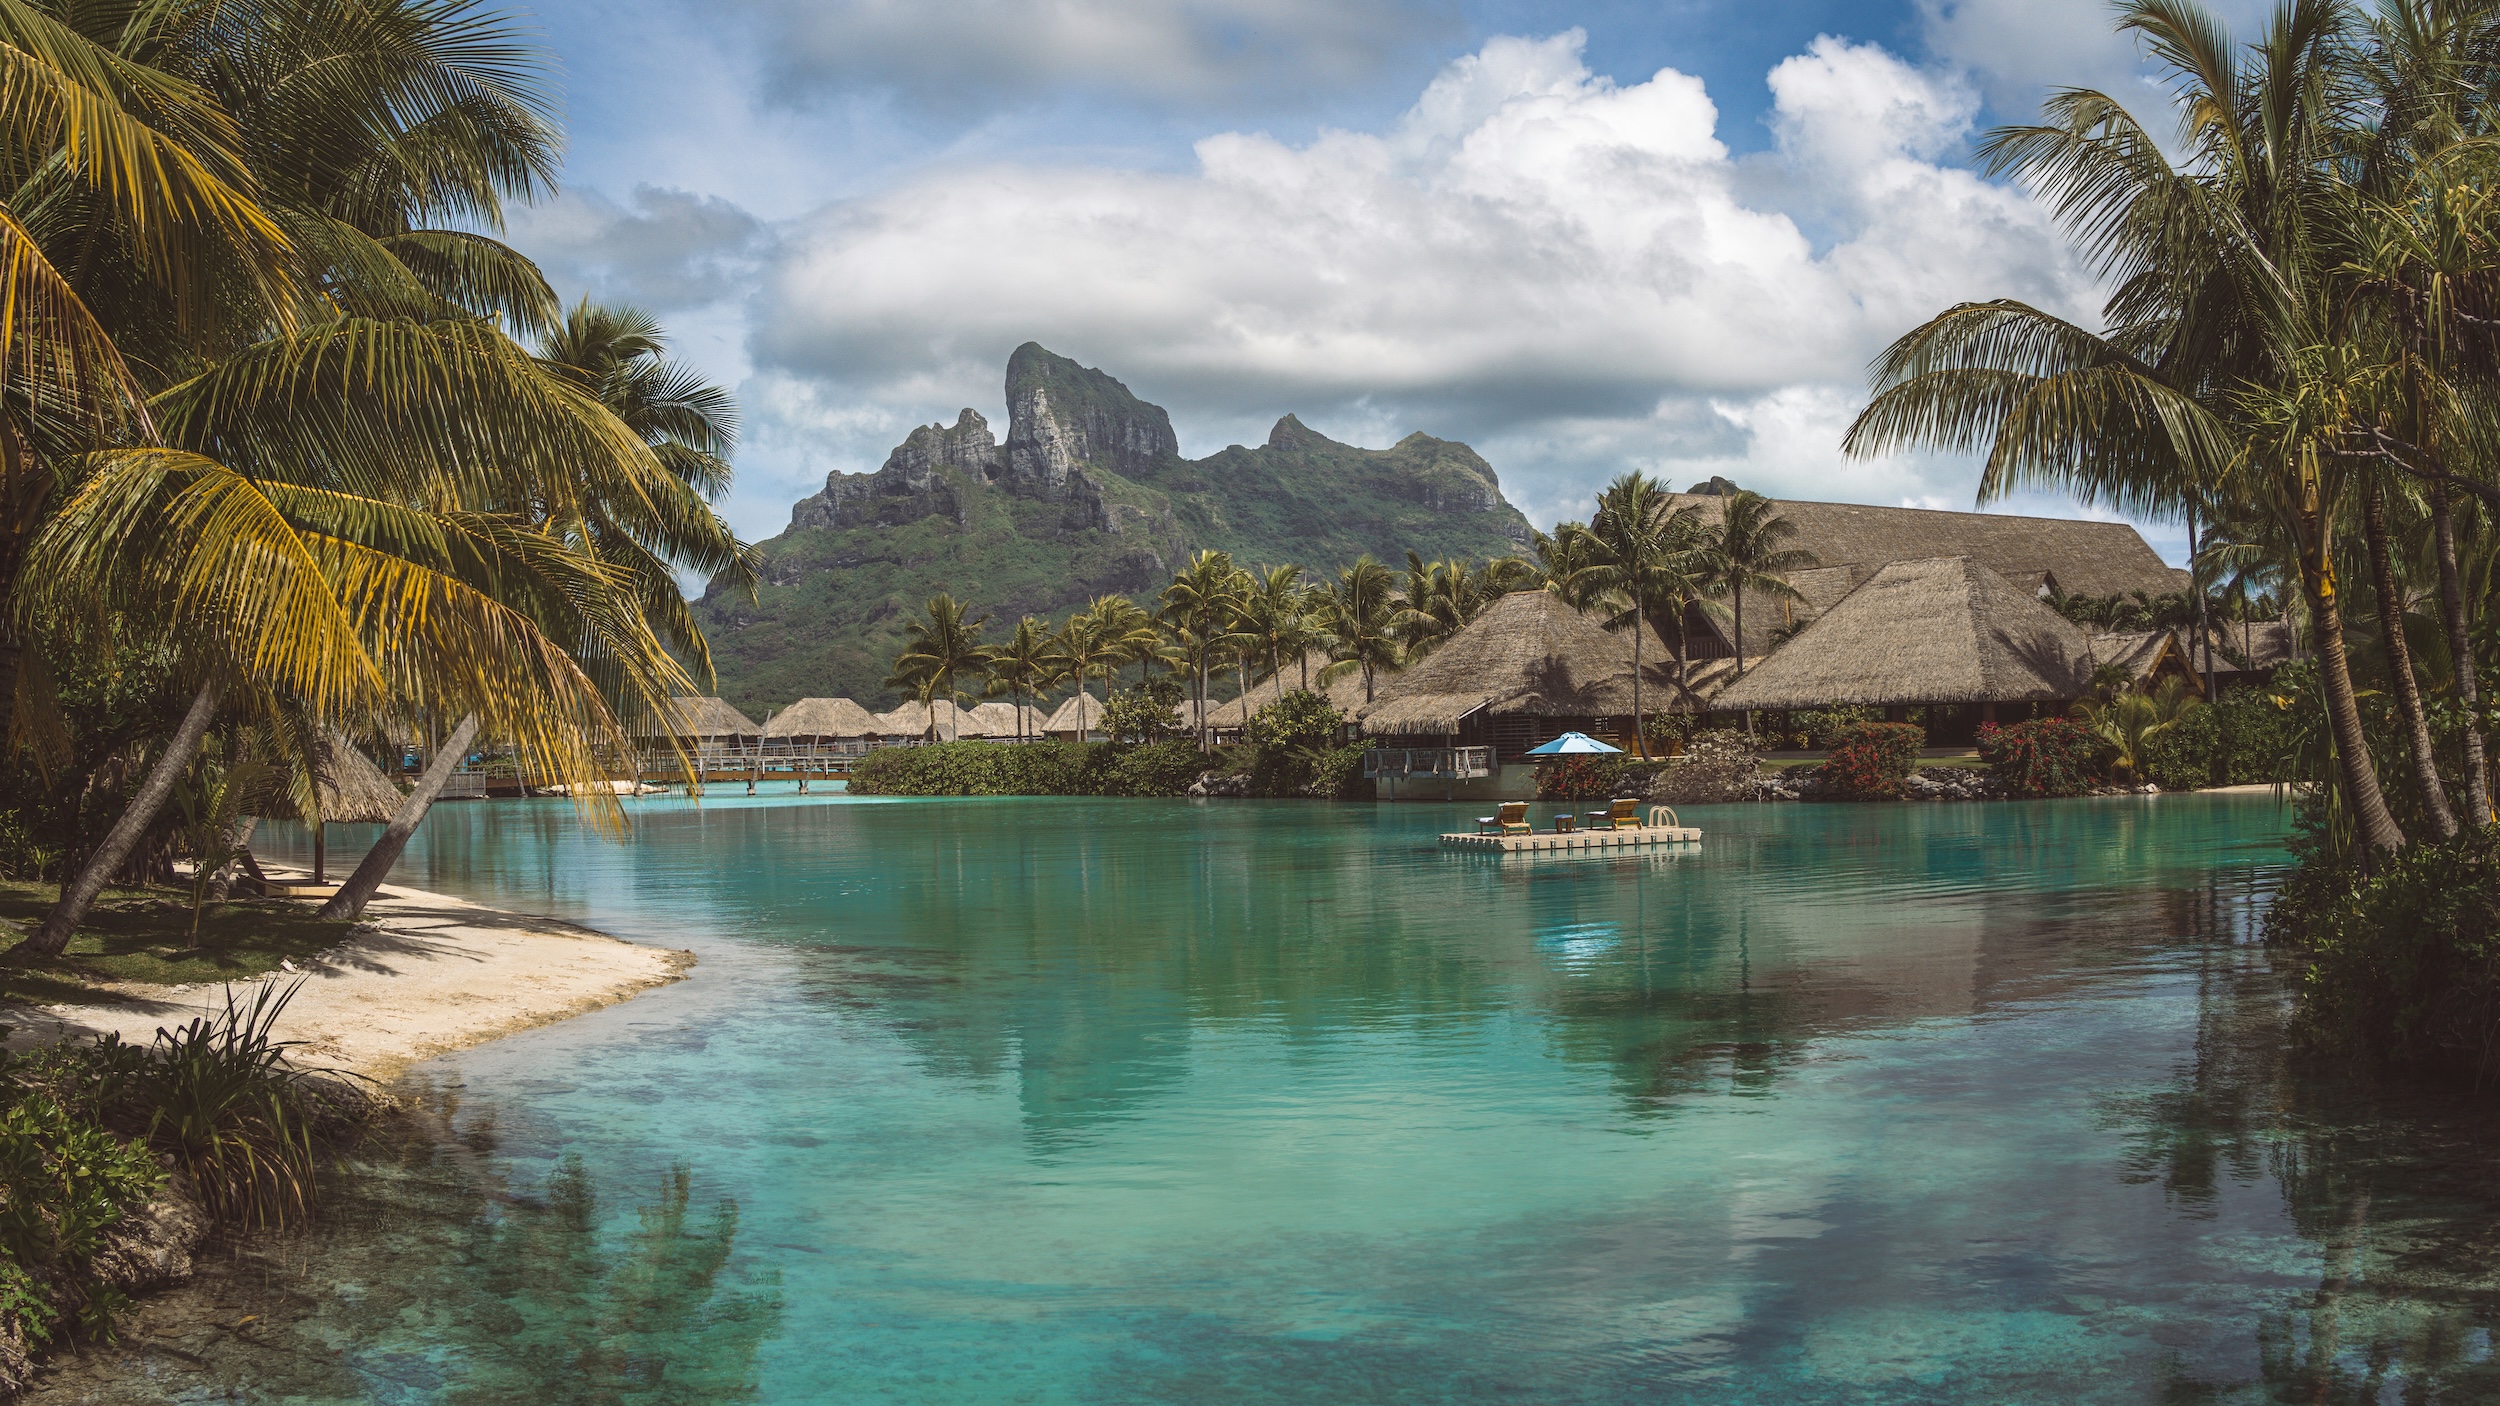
[1582,797,1644,830]
[1477,801,1531,835]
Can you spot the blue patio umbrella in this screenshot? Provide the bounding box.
[1522,731,1621,757]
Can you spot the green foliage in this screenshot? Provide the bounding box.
[848,740,1207,798]
[1778,705,1878,751]
[2210,682,2300,785]
[0,1261,56,1348]
[0,1092,162,1275]
[1821,722,1925,800]
[1102,678,1185,744]
[2270,830,2500,1084]
[1309,744,1374,801]
[1978,719,2101,798]
[137,982,318,1229]
[1240,690,1348,797]
[2140,704,2219,791]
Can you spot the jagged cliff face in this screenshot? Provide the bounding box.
[701,342,1536,712]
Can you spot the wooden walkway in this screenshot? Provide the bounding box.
[1440,826,1703,853]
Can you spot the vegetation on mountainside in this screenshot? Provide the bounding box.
[697,352,1533,712]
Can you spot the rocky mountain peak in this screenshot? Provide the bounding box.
[1003,343,1180,496]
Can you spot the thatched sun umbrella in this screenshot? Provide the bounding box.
[249,732,404,883]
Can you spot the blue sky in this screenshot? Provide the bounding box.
[502,0,2270,563]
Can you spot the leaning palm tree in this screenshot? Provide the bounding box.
[884,595,989,741]
[1316,556,1402,705]
[1842,0,2412,856]
[1704,489,1815,678]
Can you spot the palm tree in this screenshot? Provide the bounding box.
[1704,489,1815,678]
[1586,472,1716,748]
[1533,524,1609,609]
[1316,557,1402,705]
[985,617,1055,741]
[2075,676,2206,784]
[883,595,990,741]
[1394,553,1490,659]
[1239,564,1313,686]
[1842,0,2412,856]
[1159,551,1246,750]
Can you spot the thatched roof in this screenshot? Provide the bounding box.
[250,732,403,823]
[1669,494,2190,655]
[874,699,979,740]
[764,697,879,740]
[1714,556,2096,710]
[1042,693,1106,735]
[1357,590,1691,737]
[2091,630,2186,686]
[965,702,1048,736]
[666,696,760,740]
[2193,619,2299,676]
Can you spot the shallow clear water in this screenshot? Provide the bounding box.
[56,792,2500,1402]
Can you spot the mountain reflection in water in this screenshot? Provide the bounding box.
[49,793,2500,1402]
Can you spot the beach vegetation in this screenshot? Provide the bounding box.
[1978,719,2103,798]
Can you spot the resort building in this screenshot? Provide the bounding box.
[761,698,880,755]
[1712,556,2101,725]
[663,697,762,755]
[1042,693,1108,742]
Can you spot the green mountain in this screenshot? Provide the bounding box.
[696,343,1537,712]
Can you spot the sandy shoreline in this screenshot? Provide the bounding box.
[5,878,691,1081]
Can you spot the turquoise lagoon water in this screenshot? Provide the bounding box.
[81,792,2500,1402]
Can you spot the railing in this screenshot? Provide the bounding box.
[1362,746,1496,780]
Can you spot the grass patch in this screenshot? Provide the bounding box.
[0,882,351,1006]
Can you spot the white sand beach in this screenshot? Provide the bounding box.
[6,880,690,1081]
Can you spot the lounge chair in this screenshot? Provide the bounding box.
[1477,801,1531,835]
[1583,797,1644,830]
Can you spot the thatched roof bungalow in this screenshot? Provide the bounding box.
[1667,493,2192,655]
[2091,630,2196,689]
[1042,693,1106,741]
[1202,654,1367,734]
[966,701,1049,738]
[1713,556,2095,716]
[665,697,761,748]
[762,698,879,750]
[1354,590,1689,753]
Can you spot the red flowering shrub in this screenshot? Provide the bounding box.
[1978,718,2101,798]
[1536,756,1630,800]
[1821,722,1925,799]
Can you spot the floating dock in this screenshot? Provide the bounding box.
[1440,826,1702,853]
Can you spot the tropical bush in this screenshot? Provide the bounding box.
[848,740,1207,798]
[1646,730,1762,805]
[1309,744,1375,801]
[1821,723,1924,800]
[1102,680,1187,744]
[2210,682,2300,785]
[1536,756,1630,801]
[1978,719,2101,798]
[1780,705,1879,751]
[1240,691,1348,797]
[0,1092,161,1345]
[2140,705,2221,791]
[2270,830,2500,1084]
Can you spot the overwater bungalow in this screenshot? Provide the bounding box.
[1712,556,2096,733]
[665,697,763,755]
[761,698,879,755]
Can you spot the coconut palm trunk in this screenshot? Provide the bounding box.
[2360,477,2455,839]
[319,714,480,921]
[21,678,223,955]
[2299,489,2406,855]
[1629,599,1646,758]
[2429,480,2489,826]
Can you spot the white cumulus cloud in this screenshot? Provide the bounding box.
[742,30,2103,531]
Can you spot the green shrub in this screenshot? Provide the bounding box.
[2140,704,2219,791]
[1095,740,1205,797]
[1979,719,2101,798]
[139,983,319,1228]
[2270,829,2500,1083]
[1241,690,1348,796]
[2211,682,2299,784]
[1784,705,1878,750]
[1822,722,1924,799]
[1310,744,1373,800]
[1102,679,1185,744]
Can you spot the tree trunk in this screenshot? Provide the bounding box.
[319,714,479,922]
[2188,509,2215,703]
[313,824,327,884]
[1630,600,1646,759]
[2430,480,2489,827]
[19,678,223,956]
[208,815,259,901]
[1732,586,1745,680]
[2361,477,2456,840]
[2301,499,2406,856]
